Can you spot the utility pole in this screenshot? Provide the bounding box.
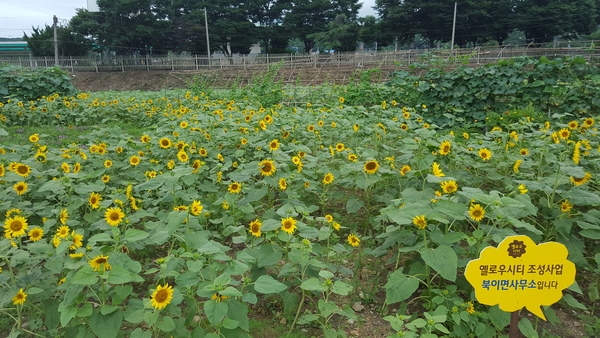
[53,15,59,66]
[204,8,211,69]
[451,2,457,51]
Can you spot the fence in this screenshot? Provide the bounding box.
[2,45,600,72]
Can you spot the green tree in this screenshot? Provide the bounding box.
[281,0,361,53]
[24,25,91,56]
[513,0,598,44]
[308,14,358,51]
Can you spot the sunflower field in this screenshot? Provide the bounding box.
[0,59,599,338]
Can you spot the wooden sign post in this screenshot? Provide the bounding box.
[464,235,576,337]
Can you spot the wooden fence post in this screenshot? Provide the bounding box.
[121,57,124,72]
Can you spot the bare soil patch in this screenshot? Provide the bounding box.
[70,65,398,92]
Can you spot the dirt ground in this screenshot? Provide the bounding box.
[69,65,398,92]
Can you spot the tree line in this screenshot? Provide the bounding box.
[23,0,600,57]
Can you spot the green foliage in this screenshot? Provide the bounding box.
[24,25,92,57]
[387,56,600,128]
[0,65,76,103]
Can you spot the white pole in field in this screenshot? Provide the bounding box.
[204,8,211,69]
[53,15,59,66]
[451,2,457,51]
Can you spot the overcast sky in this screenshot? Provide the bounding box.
[0,0,378,38]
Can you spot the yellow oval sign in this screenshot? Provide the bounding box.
[464,235,576,320]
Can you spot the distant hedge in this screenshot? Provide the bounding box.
[0,65,76,103]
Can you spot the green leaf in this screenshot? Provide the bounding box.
[420,245,458,282]
[562,293,587,310]
[432,199,467,220]
[157,316,176,332]
[579,229,600,239]
[256,243,282,268]
[71,267,98,285]
[130,328,152,338]
[88,310,123,338]
[123,229,149,242]
[385,270,420,304]
[125,309,144,324]
[331,281,352,296]
[37,180,65,193]
[254,275,287,294]
[301,277,328,292]
[346,198,364,214]
[488,305,510,330]
[204,300,228,325]
[518,318,539,338]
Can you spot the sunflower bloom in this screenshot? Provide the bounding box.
[13,181,28,195]
[400,165,411,176]
[570,173,592,186]
[465,302,475,314]
[57,225,70,238]
[249,219,262,237]
[88,192,102,209]
[269,139,280,151]
[478,148,492,161]
[89,255,112,272]
[59,208,69,225]
[177,151,189,162]
[560,200,573,213]
[281,217,297,234]
[228,182,242,194]
[190,200,203,216]
[104,207,125,226]
[440,180,458,194]
[513,160,522,173]
[364,160,380,174]
[278,178,287,190]
[150,283,174,310]
[518,184,528,194]
[259,159,276,176]
[573,141,581,164]
[347,234,360,247]
[439,140,451,155]
[432,162,445,177]
[13,163,32,178]
[129,155,141,166]
[28,227,44,242]
[322,172,334,185]
[159,137,172,149]
[468,204,485,221]
[412,215,427,230]
[4,216,28,237]
[12,289,27,305]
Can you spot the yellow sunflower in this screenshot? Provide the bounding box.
[249,219,262,237]
[0,164,5,177]
[558,128,570,140]
[13,181,28,195]
[440,180,458,194]
[400,165,411,176]
[102,175,110,184]
[478,148,492,161]
[104,207,125,226]
[159,137,172,149]
[57,225,70,238]
[335,143,345,152]
[190,200,203,216]
[258,159,276,176]
[103,159,113,168]
[269,139,280,151]
[347,234,360,247]
[468,204,485,221]
[12,162,32,178]
[322,172,334,185]
[278,178,287,190]
[59,208,69,225]
[439,140,451,155]
[432,162,445,177]
[28,227,44,242]
[70,231,84,250]
[129,155,141,166]
[519,148,529,156]
[348,153,358,162]
[363,160,380,174]
[29,134,39,143]
[570,173,592,186]
[89,192,102,209]
[4,216,28,237]
[412,215,427,229]
[307,124,315,132]
[281,217,297,234]
[199,148,208,156]
[560,200,573,213]
[228,182,242,194]
[150,283,174,310]
[140,134,151,143]
[12,289,27,305]
[513,160,522,173]
[177,151,189,162]
[568,121,579,130]
[583,117,594,128]
[518,184,528,194]
[89,255,112,272]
